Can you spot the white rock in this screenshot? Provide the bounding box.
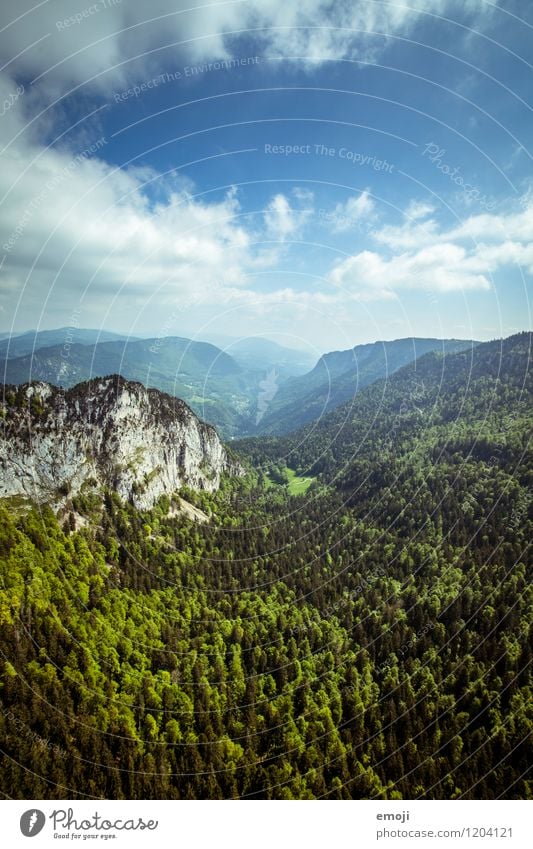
[0,376,242,509]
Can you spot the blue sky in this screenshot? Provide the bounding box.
[0,0,531,353]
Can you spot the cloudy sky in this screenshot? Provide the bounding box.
[0,0,531,352]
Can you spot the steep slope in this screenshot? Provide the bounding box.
[0,375,242,509]
[254,337,478,435]
[239,332,531,510]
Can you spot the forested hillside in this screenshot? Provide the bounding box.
[253,337,476,435]
[0,333,530,799]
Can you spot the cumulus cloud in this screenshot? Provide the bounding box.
[0,73,325,330]
[0,74,266,327]
[264,194,298,241]
[324,190,375,233]
[405,200,435,221]
[263,191,313,242]
[372,214,441,251]
[375,198,533,253]
[328,244,490,299]
[328,198,533,298]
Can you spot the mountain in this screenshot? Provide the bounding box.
[254,337,478,435]
[0,336,262,437]
[205,335,316,379]
[0,375,242,509]
[239,332,531,495]
[0,328,136,359]
[0,333,530,800]
[0,332,480,439]
[0,331,318,435]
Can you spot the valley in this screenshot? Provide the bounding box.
[1,0,531,815]
[0,332,530,799]
[0,331,478,440]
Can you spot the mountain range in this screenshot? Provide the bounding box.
[0,327,136,359]
[253,336,478,434]
[0,331,530,800]
[0,329,477,438]
[238,332,531,491]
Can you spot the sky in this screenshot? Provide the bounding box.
[0,0,531,354]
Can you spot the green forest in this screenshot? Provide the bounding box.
[0,333,531,799]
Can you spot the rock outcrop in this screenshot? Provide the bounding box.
[0,375,242,509]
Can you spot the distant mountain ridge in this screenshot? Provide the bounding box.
[253,337,479,435]
[0,328,136,359]
[0,336,256,437]
[200,335,316,379]
[1,332,320,438]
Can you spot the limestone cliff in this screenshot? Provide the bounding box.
[0,375,242,509]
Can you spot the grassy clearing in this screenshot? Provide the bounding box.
[263,467,316,495]
[285,468,315,494]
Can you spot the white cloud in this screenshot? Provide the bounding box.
[223,0,494,67]
[0,80,328,330]
[325,190,375,233]
[263,192,313,242]
[371,198,441,250]
[372,215,440,251]
[329,244,491,299]
[328,198,533,298]
[264,194,298,241]
[0,0,494,97]
[447,205,533,243]
[405,200,435,221]
[375,198,533,252]
[0,82,266,327]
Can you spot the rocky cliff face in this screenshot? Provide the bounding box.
[0,376,242,509]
